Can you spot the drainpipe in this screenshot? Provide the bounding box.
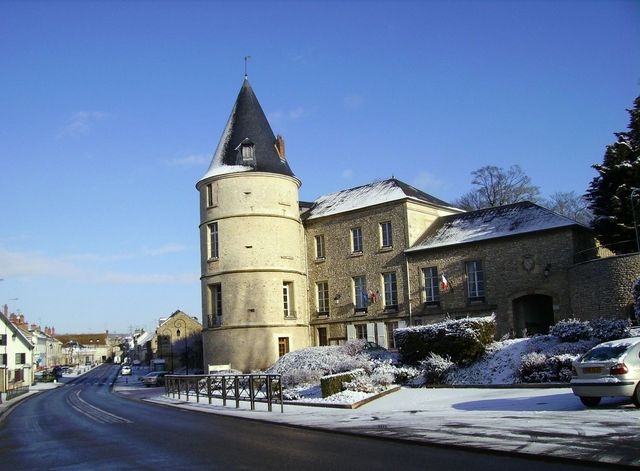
[405,255,412,326]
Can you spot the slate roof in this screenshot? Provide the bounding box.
[406,201,589,252]
[199,78,295,183]
[303,178,459,220]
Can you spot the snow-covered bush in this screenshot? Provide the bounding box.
[420,352,455,385]
[549,318,592,342]
[589,317,631,341]
[395,315,496,365]
[279,368,325,388]
[340,339,367,356]
[341,370,380,394]
[321,369,365,397]
[266,345,371,388]
[368,358,415,385]
[518,352,574,383]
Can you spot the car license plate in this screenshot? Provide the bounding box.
[583,367,601,374]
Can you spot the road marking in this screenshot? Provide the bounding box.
[66,390,132,424]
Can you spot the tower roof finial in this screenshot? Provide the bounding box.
[244,55,251,79]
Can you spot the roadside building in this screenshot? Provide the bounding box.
[197,78,639,372]
[1,310,35,396]
[55,333,114,365]
[153,310,203,373]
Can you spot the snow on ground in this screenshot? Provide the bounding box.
[268,329,640,404]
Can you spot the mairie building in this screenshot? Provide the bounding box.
[197,78,640,372]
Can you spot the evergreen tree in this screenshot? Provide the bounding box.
[586,96,640,254]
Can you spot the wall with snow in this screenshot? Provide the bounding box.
[568,252,640,320]
[406,228,581,337]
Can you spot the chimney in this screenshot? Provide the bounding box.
[274,135,286,160]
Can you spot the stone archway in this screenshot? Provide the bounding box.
[512,294,554,337]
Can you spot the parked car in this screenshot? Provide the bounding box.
[141,371,167,387]
[121,365,132,376]
[570,337,640,407]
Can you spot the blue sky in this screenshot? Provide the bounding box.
[1,0,638,335]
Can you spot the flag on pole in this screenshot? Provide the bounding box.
[440,273,450,292]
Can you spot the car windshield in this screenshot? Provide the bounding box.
[582,343,632,362]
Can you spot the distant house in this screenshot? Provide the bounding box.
[1,311,35,395]
[153,310,203,373]
[54,332,114,365]
[8,312,63,369]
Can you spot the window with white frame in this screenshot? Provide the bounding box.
[353,276,367,311]
[208,222,219,259]
[283,282,294,317]
[423,266,440,305]
[380,222,393,248]
[240,142,255,163]
[351,227,363,253]
[355,324,368,340]
[466,260,485,302]
[315,234,325,259]
[382,272,398,310]
[316,282,329,315]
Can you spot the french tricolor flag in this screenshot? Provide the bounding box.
[440,273,450,292]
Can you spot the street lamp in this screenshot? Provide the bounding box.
[631,188,640,254]
[174,318,188,375]
[161,328,173,372]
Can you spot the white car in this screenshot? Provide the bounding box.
[121,365,132,376]
[570,337,640,407]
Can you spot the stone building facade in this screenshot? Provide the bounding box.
[198,79,639,372]
[569,253,640,320]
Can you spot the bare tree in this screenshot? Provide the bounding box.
[454,165,540,210]
[544,191,592,225]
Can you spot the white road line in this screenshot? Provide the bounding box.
[66,390,132,424]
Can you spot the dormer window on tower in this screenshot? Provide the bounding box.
[236,138,255,165]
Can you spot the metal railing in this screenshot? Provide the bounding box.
[5,385,29,401]
[164,373,283,412]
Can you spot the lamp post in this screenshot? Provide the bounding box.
[161,329,173,372]
[631,188,640,254]
[174,318,188,375]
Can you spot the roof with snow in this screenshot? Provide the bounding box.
[303,178,458,220]
[406,201,589,252]
[198,78,295,184]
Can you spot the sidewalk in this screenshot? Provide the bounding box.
[113,374,640,468]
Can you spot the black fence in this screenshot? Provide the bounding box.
[5,385,29,401]
[165,373,283,413]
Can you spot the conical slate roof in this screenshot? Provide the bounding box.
[199,78,295,182]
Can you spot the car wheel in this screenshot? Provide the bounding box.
[579,396,601,407]
[633,384,640,408]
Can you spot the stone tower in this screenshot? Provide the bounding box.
[196,78,309,372]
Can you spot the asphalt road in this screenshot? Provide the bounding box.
[0,364,619,470]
